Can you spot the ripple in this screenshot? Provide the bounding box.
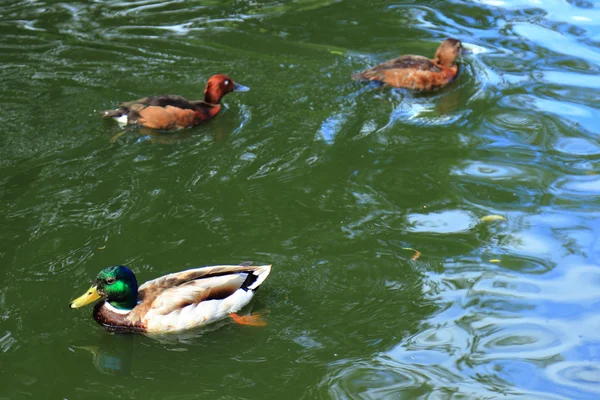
[406,210,477,234]
[452,160,532,181]
[544,71,600,90]
[547,361,600,395]
[490,111,542,131]
[470,264,600,303]
[501,95,600,135]
[385,98,470,127]
[553,176,600,195]
[322,355,572,399]
[246,148,306,181]
[324,358,448,398]
[513,22,600,66]
[317,113,347,144]
[474,320,567,359]
[479,0,600,28]
[0,331,18,353]
[555,138,600,156]
[391,324,468,358]
[500,232,556,257]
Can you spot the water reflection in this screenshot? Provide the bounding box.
[71,318,239,376]
[406,210,477,234]
[322,354,573,399]
[547,361,600,396]
[72,335,134,376]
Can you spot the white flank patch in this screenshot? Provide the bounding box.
[115,114,128,125]
[146,288,255,333]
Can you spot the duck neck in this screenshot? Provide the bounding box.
[204,84,223,105]
[108,297,136,310]
[106,284,138,311]
[439,60,456,68]
[434,52,457,68]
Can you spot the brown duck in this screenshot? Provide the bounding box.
[352,38,468,91]
[103,74,249,130]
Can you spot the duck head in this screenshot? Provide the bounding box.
[434,38,469,68]
[204,74,249,104]
[70,265,139,311]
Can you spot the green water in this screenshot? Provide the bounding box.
[2,0,600,398]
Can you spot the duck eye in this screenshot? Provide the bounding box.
[106,277,116,285]
[224,80,229,85]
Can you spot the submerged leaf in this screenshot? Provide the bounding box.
[480,215,507,222]
[402,247,421,261]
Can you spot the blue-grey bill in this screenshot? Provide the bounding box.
[233,83,250,92]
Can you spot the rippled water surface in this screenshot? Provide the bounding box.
[2,0,600,398]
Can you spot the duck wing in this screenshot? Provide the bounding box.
[103,95,198,116]
[376,55,441,71]
[133,265,271,333]
[352,55,441,81]
[119,95,199,111]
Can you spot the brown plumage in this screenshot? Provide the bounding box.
[103,74,249,130]
[352,38,467,91]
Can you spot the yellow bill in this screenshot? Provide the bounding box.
[70,285,101,308]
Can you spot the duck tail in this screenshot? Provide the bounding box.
[102,108,126,118]
[352,69,383,82]
[241,265,272,292]
[351,72,368,81]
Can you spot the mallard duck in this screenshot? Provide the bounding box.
[103,74,249,130]
[70,264,271,333]
[352,38,469,91]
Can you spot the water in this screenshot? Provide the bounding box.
[1,0,600,398]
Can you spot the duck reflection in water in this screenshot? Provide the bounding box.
[72,312,262,376]
[72,335,134,376]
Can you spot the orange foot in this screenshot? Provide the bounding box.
[229,312,267,327]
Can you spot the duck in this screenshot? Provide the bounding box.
[102,74,249,130]
[351,38,468,91]
[70,263,271,334]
